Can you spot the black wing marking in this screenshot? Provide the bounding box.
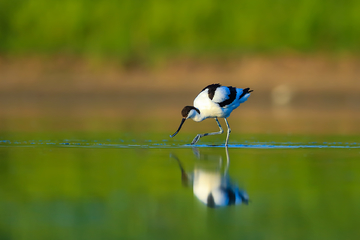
[201,83,221,100]
[222,187,236,205]
[207,193,216,208]
[218,86,237,107]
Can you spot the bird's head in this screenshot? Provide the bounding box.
[170,106,200,138]
[181,106,200,119]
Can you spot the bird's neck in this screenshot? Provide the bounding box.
[191,110,206,122]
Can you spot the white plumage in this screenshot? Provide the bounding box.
[193,170,247,207]
[170,83,253,146]
[173,146,249,208]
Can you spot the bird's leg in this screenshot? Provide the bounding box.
[224,146,230,176]
[224,118,231,146]
[191,118,224,145]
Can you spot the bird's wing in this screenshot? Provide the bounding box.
[194,90,213,109]
[212,86,237,107]
[211,86,231,103]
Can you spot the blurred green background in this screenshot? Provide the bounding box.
[1,0,360,60]
[0,0,359,134]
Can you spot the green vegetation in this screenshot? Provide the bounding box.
[1,0,360,63]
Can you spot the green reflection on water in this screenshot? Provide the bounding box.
[0,142,360,240]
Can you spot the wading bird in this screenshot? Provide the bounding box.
[170,84,253,146]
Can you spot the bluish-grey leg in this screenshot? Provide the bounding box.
[191,118,224,145]
[224,118,231,146]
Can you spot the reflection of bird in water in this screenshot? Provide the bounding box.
[170,84,253,146]
[172,147,249,208]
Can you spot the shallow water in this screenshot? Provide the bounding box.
[1,133,360,240]
[2,57,360,240]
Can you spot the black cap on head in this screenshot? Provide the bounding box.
[181,106,200,118]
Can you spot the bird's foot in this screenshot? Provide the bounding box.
[191,134,201,145]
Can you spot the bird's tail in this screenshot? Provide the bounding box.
[244,88,253,93]
[239,88,253,103]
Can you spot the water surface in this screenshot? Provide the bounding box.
[0,134,359,240]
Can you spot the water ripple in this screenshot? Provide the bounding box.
[0,139,359,149]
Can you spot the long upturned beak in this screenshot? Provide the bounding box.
[170,118,186,138]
